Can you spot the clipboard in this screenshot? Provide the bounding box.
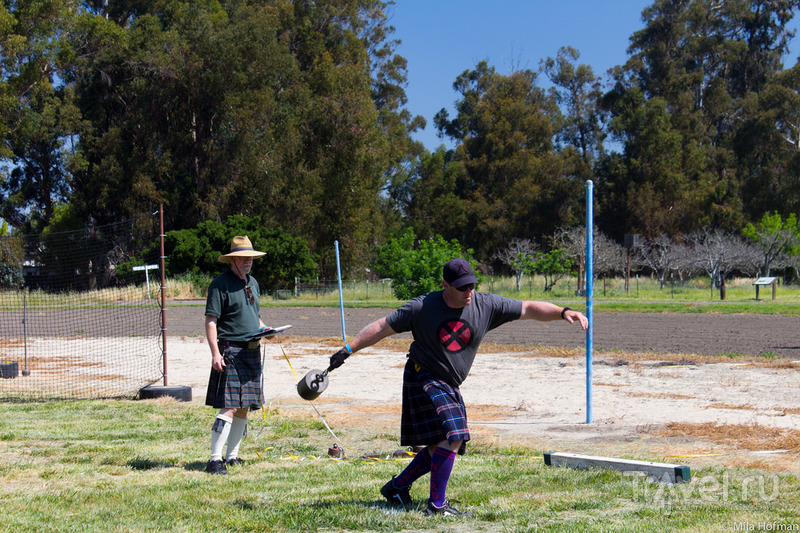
[249,324,292,340]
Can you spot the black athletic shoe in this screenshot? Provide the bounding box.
[380,476,412,506]
[204,459,228,475]
[423,499,472,517]
[225,457,245,466]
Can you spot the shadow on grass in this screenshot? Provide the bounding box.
[183,460,208,472]
[309,499,424,514]
[128,458,177,470]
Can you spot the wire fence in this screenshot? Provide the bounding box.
[0,217,164,402]
[281,273,796,303]
[292,278,396,301]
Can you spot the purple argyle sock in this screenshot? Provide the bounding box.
[429,446,456,507]
[393,447,432,488]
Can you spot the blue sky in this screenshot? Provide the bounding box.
[387,1,800,151]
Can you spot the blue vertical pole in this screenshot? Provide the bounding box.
[585,180,594,424]
[335,241,346,341]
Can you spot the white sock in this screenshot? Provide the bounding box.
[210,414,233,461]
[225,416,248,461]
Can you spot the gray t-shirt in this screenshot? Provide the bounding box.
[386,291,522,386]
[205,269,261,342]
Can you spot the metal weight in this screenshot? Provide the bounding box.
[296,367,330,401]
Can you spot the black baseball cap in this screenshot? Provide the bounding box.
[443,258,478,288]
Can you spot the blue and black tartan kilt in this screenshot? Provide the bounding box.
[205,342,263,410]
[400,358,469,455]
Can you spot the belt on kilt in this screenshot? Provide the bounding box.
[221,340,261,349]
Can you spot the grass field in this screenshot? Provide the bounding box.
[2,399,798,532]
[5,273,800,313]
[2,275,799,531]
[262,274,800,316]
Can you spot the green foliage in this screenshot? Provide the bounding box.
[1,398,799,531]
[533,248,574,291]
[3,0,800,275]
[0,232,23,288]
[159,215,317,290]
[510,252,537,277]
[398,147,468,242]
[373,228,474,300]
[0,0,81,232]
[433,61,584,257]
[541,46,605,164]
[60,0,407,277]
[598,0,800,239]
[743,212,800,276]
[510,252,537,291]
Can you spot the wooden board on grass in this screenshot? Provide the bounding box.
[544,452,691,483]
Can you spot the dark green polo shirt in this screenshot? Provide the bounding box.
[205,269,261,342]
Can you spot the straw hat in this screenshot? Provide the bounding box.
[218,236,266,263]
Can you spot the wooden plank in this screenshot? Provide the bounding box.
[543,452,690,483]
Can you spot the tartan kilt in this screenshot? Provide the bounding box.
[400,358,469,455]
[205,342,263,410]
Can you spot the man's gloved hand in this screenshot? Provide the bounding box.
[329,348,350,370]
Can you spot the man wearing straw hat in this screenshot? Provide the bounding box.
[204,236,269,475]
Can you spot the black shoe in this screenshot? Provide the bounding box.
[380,476,412,506]
[204,459,228,475]
[423,499,472,517]
[225,457,245,466]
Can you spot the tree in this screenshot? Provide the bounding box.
[551,225,587,293]
[160,215,318,290]
[0,0,81,233]
[541,46,605,167]
[433,61,583,259]
[592,231,626,281]
[494,238,538,291]
[782,241,800,282]
[533,248,574,292]
[600,88,717,238]
[59,0,415,277]
[552,228,624,293]
[599,0,800,239]
[69,1,296,226]
[0,230,23,288]
[551,226,586,259]
[742,211,799,276]
[635,234,693,288]
[373,227,472,300]
[685,228,760,300]
[540,47,604,237]
[395,147,467,242]
[734,64,800,217]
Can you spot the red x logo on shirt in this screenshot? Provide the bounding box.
[439,320,472,353]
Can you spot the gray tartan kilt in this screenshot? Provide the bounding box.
[205,342,262,410]
[400,358,469,455]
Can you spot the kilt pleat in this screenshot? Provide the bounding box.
[205,343,262,410]
[400,358,469,454]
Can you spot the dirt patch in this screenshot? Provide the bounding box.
[660,422,800,452]
[158,306,800,471]
[165,305,800,359]
[7,305,799,471]
[166,333,800,472]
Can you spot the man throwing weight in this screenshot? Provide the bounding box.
[327,258,588,516]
